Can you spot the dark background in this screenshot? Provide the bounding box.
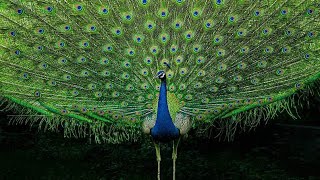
[0,97,320,180]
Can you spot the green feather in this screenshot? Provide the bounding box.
[0,0,319,144]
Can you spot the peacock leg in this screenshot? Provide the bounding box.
[172,137,181,180]
[154,142,161,180]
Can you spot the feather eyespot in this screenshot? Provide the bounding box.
[216,0,222,5]
[34,91,41,97]
[10,31,16,37]
[46,6,53,12]
[38,28,45,34]
[76,5,83,11]
[15,50,21,55]
[17,9,24,15]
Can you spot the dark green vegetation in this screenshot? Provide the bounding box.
[1,98,319,180]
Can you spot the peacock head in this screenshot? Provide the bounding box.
[156,70,166,79]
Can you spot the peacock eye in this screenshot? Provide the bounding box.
[157,71,165,77]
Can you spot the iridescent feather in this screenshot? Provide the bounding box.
[0,0,320,179]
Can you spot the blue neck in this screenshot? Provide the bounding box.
[151,78,179,142]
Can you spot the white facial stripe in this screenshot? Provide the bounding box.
[159,73,165,78]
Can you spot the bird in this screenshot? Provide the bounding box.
[0,0,319,179]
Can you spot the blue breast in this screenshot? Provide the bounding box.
[151,78,179,142]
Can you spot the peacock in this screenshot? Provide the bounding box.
[0,0,320,179]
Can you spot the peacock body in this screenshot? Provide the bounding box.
[1,0,320,179]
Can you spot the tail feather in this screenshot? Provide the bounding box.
[0,0,319,142]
